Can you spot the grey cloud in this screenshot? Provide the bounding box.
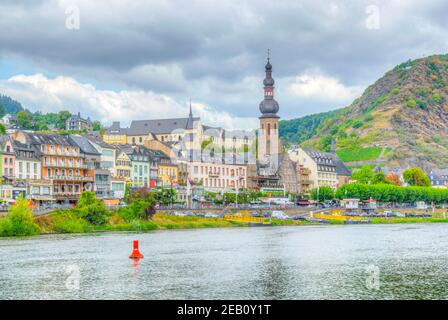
[0,0,447,120]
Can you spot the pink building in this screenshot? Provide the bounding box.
[0,136,15,182]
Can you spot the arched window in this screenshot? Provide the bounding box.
[132,137,136,144]
[267,123,271,135]
[274,123,277,130]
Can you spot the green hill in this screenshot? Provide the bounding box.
[280,54,448,170]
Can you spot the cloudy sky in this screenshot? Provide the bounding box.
[0,0,447,129]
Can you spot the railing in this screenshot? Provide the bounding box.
[44,162,88,169]
[43,150,83,157]
[52,192,81,196]
[51,175,94,181]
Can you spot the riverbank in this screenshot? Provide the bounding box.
[4,209,448,238]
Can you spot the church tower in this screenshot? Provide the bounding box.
[258,52,280,161]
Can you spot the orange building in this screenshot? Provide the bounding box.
[13,132,94,202]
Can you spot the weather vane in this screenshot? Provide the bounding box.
[267,48,270,62]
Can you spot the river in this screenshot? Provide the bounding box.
[1,224,448,299]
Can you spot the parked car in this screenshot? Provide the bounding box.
[296,200,311,206]
[250,212,265,217]
[194,212,206,217]
[173,211,186,217]
[292,215,307,220]
[204,212,219,218]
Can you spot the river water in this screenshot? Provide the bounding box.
[1,224,448,300]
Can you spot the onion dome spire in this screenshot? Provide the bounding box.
[259,49,279,117]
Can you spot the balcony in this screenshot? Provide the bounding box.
[53,191,81,197]
[51,175,94,182]
[43,150,83,157]
[44,162,88,169]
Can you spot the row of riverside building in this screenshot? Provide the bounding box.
[0,131,178,206]
[0,57,353,206]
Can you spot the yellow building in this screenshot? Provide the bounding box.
[103,122,127,145]
[158,162,178,187]
[115,151,132,181]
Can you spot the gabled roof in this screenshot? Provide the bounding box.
[105,121,128,135]
[303,148,336,166]
[127,117,200,135]
[69,135,100,155]
[333,157,351,176]
[26,133,76,147]
[86,135,115,150]
[13,140,40,160]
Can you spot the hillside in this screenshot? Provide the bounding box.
[280,54,448,171]
[0,94,24,115]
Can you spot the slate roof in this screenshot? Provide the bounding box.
[68,112,92,124]
[86,135,115,150]
[26,133,76,147]
[333,157,351,176]
[105,121,128,135]
[303,148,351,176]
[13,140,41,160]
[303,149,337,167]
[127,117,200,135]
[69,135,101,155]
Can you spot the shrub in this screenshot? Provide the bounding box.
[74,192,110,225]
[0,198,40,237]
[416,99,427,110]
[406,98,417,108]
[433,93,442,104]
[118,198,152,222]
[52,212,93,233]
[310,186,334,202]
[352,120,363,129]
[364,115,374,122]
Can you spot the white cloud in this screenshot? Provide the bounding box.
[288,73,363,102]
[0,73,258,130]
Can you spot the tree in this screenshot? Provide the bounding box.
[372,172,390,184]
[0,104,6,118]
[17,111,33,129]
[0,123,6,135]
[75,191,109,225]
[56,111,72,129]
[0,197,40,236]
[311,186,334,202]
[385,173,402,186]
[403,168,431,187]
[92,120,102,131]
[351,166,374,184]
[319,134,333,152]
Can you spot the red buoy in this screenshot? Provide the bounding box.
[129,240,144,259]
